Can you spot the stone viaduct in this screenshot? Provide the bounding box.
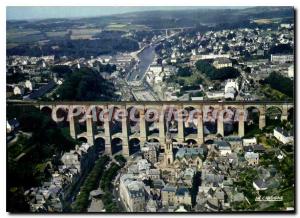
[32,100,294,157]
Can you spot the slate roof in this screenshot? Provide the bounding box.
[274,127,293,137]
[175,186,189,196]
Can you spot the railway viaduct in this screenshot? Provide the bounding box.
[29,100,293,157]
[6,100,293,157]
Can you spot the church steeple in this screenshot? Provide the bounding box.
[165,132,174,166]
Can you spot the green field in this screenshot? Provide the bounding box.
[105,23,149,32]
[252,17,287,25]
[69,28,102,40]
[45,31,67,38]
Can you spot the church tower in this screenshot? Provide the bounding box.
[165,133,174,166]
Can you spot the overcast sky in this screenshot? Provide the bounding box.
[7,6,247,21]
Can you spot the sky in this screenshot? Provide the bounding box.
[6,6,247,21]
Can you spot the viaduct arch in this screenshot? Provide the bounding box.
[36,101,294,157]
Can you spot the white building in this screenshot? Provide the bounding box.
[25,80,35,91]
[225,79,239,93]
[192,53,230,61]
[288,65,294,78]
[164,65,176,77]
[280,23,292,28]
[154,72,165,83]
[6,118,20,133]
[271,54,293,63]
[61,143,94,174]
[273,127,294,144]
[149,65,163,74]
[245,152,259,165]
[216,141,232,156]
[119,174,145,212]
[206,91,225,99]
[224,79,239,100]
[243,137,257,146]
[171,58,177,63]
[253,179,268,191]
[13,85,25,95]
[213,57,232,69]
[137,159,151,172]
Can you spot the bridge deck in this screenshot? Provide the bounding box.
[7,100,294,106]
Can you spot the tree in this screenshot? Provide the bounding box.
[245,67,251,74]
[114,155,127,167]
[227,32,236,40]
[264,72,293,97]
[72,156,109,212]
[56,68,115,101]
[51,65,72,78]
[97,62,117,73]
[195,60,240,81]
[177,66,192,77]
[223,44,230,52]
[214,67,240,80]
[190,172,201,206]
[269,44,293,55]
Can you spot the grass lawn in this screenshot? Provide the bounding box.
[105,23,149,32]
[252,17,283,24]
[257,135,275,149]
[280,187,294,208]
[45,31,68,38]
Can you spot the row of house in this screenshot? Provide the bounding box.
[24,143,101,212]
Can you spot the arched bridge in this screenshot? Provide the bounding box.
[8,100,294,157]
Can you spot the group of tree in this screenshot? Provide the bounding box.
[7,105,76,156]
[269,43,293,55]
[132,30,154,42]
[177,66,192,77]
[72,155,110,212]
[50,65,73,78]
[114,155,127,167]
[222,44,230,52]
[50,62,116,79]
[95,62,117,74]
[100,162,122,212]
[7,72,28,84]
[262,72,293,98]
[7,105,76,212]
[56,68,116,101]
[195,60,240,80]
[7,37,139,58]
[190,172,201,207]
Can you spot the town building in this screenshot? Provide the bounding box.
[119,174,146,212]
[213,57,232,69]
[253,179,268,191]
[13,85,25,95]
[243,137,257,146]
[244,152,259,165]
[6,118,20,133]
[25,80,35,91]
[142,143,158,164]
[271,54,293,63]
[273,127,294,144]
